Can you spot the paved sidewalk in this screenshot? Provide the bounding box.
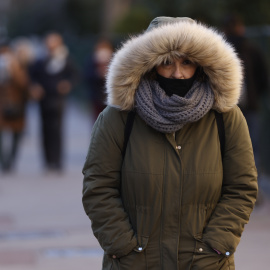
[0,101,103,270]
[0,101,270,270]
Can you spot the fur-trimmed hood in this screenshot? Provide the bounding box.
[106,17,243,112]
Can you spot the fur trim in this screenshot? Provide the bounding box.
[106,20,243,112]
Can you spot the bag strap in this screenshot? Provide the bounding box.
[123,110,225,159]
[122,110,136,159]
[214,111,225,159]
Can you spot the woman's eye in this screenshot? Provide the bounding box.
[163,60,173,66]
[183,59,192,65]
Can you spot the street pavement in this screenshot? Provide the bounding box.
[0,100,270,270]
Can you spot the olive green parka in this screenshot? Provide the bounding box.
[82,17,258,270]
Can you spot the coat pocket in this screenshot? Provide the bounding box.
[118,242,148,270]
[102,237,149,270]
[190,236,231,270]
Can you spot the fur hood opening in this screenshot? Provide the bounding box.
[106,19,243,112]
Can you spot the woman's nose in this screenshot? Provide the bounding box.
[172,64,184,79]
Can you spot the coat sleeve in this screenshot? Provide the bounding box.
[82,107,137,258]
[203,106,258,256]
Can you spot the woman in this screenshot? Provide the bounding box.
[82,17,258,270]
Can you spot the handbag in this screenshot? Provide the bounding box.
[3,104,24,120]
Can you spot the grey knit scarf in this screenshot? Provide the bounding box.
[135,78,215,133]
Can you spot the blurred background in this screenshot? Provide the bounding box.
[0,0,270,269]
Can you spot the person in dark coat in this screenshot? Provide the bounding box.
[82,17,257,269]
[30,32,76,172]
[84,39,113,121]
[222,14,269,169]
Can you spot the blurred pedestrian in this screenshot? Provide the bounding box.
[84,39,113,121]
[30,32,76,172]
[222,14,269,170]
[82,17,257,269]
[12,37,35,73]
[0,41,29,172]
